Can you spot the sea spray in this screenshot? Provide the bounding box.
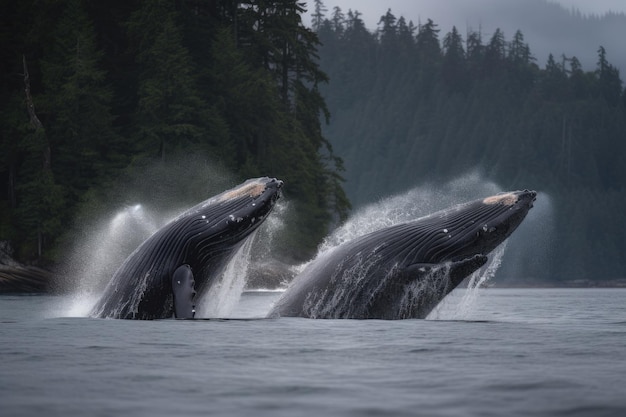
[426,242,508,321]
[293,172,519,319]
[319,171,501,253]
[62,204,160,316]
[196,237,255,318]
[192,200,290,317]
[56,156,234,317]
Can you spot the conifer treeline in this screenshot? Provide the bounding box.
[313,2,626,281]
[0,0,349,262]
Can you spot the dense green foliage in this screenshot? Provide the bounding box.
[0,0,349,263]
[314,4,626,281]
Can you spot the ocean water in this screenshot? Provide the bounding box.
[1,288,626,417]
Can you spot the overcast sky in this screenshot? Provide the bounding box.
[304,0,626,29]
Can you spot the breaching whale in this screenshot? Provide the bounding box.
[269,190,536,319]
[91,177,283,319]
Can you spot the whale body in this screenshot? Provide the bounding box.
[91,177,282,319]
[269,190,536,319]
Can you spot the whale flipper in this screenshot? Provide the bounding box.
[401,254,487,286]
[172,265,196,319]
[447,254,489,286]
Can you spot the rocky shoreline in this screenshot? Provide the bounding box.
[0,241,54,293]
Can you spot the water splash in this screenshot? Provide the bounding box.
[319,171,501,253]
[426,242,508,320]
[196,237,255,318]
[55,157,236,317]
[59,191,290,318]
[297,171,521,319]
[61,204,161,317]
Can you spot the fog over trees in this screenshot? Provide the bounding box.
[313,1,626,282]
[309,0,626,74]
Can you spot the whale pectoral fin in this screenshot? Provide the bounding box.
[171,265,196,319]
[401,254,488,287]
[447,254,489,286]
[398,263,437,281]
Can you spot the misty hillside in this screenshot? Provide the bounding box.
[313,0,626,73]
[430,0,626,73]
[312,4,626,282]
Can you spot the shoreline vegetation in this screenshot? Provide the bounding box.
[2,1,625,290]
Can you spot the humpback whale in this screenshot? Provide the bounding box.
[91,177,282,319]
[269,190,536,319]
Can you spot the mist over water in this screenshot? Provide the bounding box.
[60,204,159,317]
[320,171,502,252]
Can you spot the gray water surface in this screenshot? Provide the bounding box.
[1,288,625,417]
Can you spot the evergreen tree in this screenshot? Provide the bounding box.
[311,0,327,31]
[442,26,467,93]
[596,46,622,106]
[484,28,507,75]
[415,18,441,90]
[466,29,485,77]
[40,0,125,199]
[330,6,345,35]
[378,9,397,45]
[128,0,226,162]
[416,18,441,62]
[17,57,65,259]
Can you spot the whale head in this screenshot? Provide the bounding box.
[181,177,283,269]
[415,189,537,265]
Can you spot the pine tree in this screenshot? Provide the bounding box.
[17,56,65,259]
[311,0,327,31]
[596,46,622,106]
[128,0,224,161]
[442,26,467,93]
[40,0,125,199]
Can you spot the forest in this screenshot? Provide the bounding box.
[1,0,625,284]
[0,0,349,265]
[312,2,626,282]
